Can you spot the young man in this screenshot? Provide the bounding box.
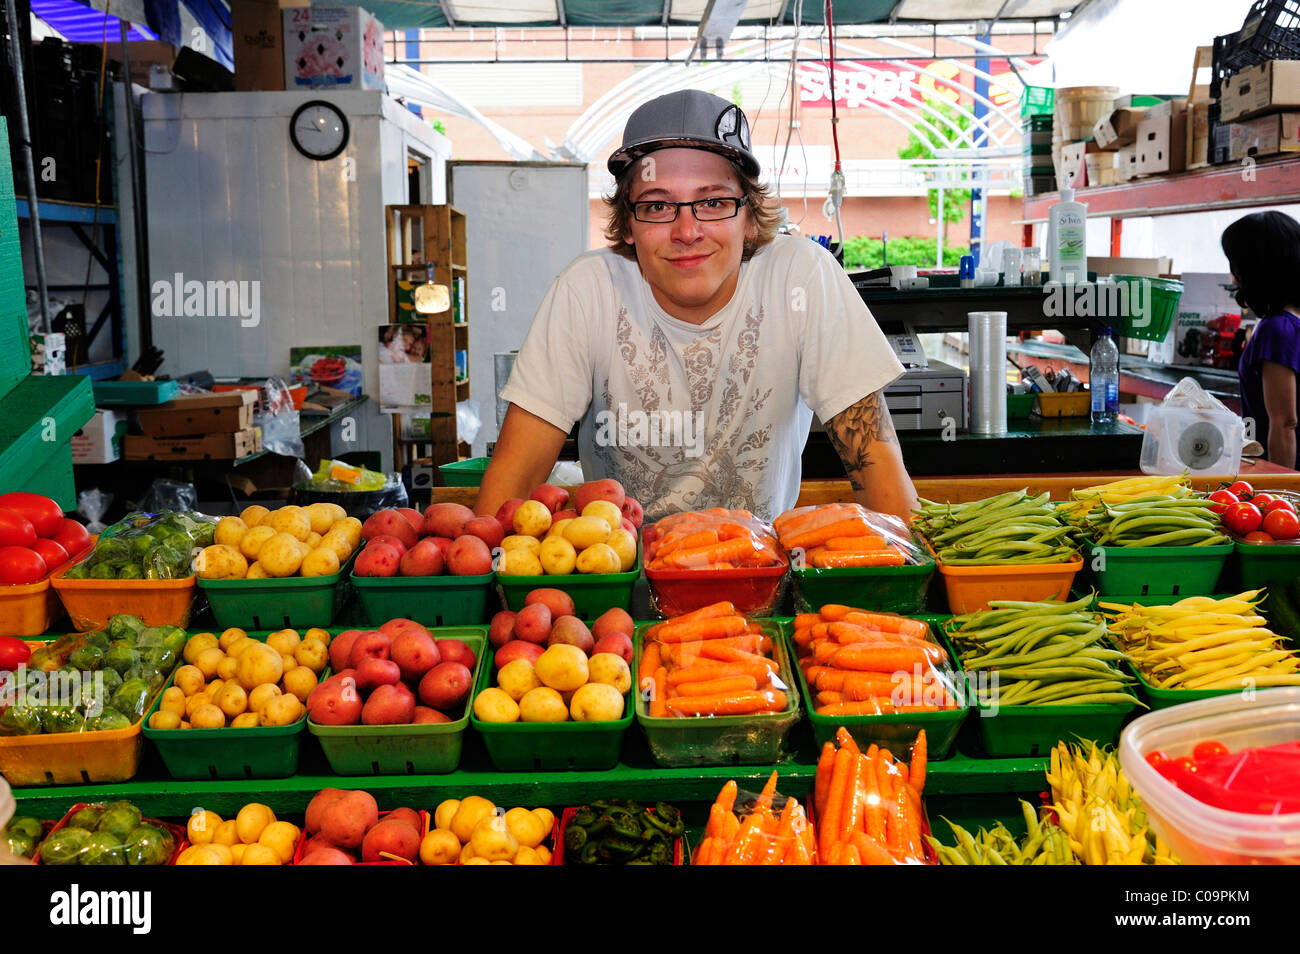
[477,89,917,524]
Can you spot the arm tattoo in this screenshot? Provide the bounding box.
[824,391,899,491]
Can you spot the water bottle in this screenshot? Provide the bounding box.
[1090,326,1120,425]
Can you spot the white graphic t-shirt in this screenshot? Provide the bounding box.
[499,234,904,523]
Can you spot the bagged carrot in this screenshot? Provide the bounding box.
[774,505,929,598]
[694,772,817,865]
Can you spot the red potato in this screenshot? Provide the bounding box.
[621,518,637,534]
[368,533,409,559]
[329,631,363,673]
[355,542,402,578]
[551,509,578,524]
[299,833,340,859]
[354,657,402,692]
[400,538,445,576]
[380,617,434,641]
[305,788,348,834]
[488,610,517,648]
[348,631,392,668]
[388,627,441,682]
[513,602,552,644]
[620,497,644,530]
[413,706,451,724]
[320,790,379,849]
[424,502,476,540]
[52,518,92,557]
[529,484,570,514]
[307,677,363,725]
[524,587,576,619]
[362,818,421,864]
[361,510,419,549]
[446,535,492,576]
[494,498,526,530]
[593,607,635,640]
[463,515,505,550]
[548,615,595,655]
[387,807,421,831]
[362,682,416,725]
[593,633,634,665]
[435,639,476,670]
[494,640,545,670]
[574,478,625,513]
[430,537,455,561]
[396,507,425,535]
[298,846,354,865]
[418,661,473,710]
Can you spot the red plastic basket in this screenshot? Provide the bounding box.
[37,802,186,865]
[552,805,683,865]
[645,562,788,618]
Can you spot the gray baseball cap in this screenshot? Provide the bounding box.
[608,90,760,178]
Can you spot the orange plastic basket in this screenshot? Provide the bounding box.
[50,565,196,631]
[0,721,144,786]
[0,578,63,637]
[937,556,1084,614]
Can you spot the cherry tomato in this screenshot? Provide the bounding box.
[0,635,32,671]
[1146,750,1170,770]
[0,546,47,585]
[1264,508,1300,540]
[1173,756,1197,774]
[1207,489,1238,514]
[1252,493,1277,511]
[0,492,62,538]
[1264,497,1296,514]
[1223,501,1264,536]
[0,508,36,548]
[1245,531,1275,543]
[1227,480,1255,499]
[1193,740,1230,761]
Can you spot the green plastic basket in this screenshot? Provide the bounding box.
[438,457,491,487]
[785,618,968,759]
[632,620,801,768]
[791,555,935,615]
[496,546,640,621]
[470,645,633,771]
[1112,648,1240,712]
[970,699,1136,758]
[1021,85,1055,118]
[1233,539,1300,591]
[1089,543,1231,601]
[308,629,487,775]
[197,553,356,630]
[1006,392,1036,420]
[1110,275,1182,342]
[142,632,310,780]
[351,569,493,627]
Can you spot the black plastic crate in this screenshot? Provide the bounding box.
[1211,0,1300,97]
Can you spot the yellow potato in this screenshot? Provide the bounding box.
[187,810,223,846]
[606,529,638,572]
[216,655,240,681]
[569,682,625,722]
[230,843,247,864]
[182,633,219,664]
[500,548,543,577]
[194,544,248,580]
[535,845,552,866]
[469,815,519,862]
[546,518,574,539]
[294,639,329,673]
[248,683,282,713]
[512,500,552,538]
[497,659,543,701]
[513,845,545,865]
[204,843,234,865]
[191,703,226,729]
[305,531,323,549]
[214,516,249,549]
[258,533,304,577]
[194,646,225,680]
[266,629,301,656]
[433,799,461,833]
[324,503,348,525]
[317,531,353,563]
[472,687,520,724]
[538,536,577,575]
[303,627,331,646]
[185,692,214,718]
[239,504,271,528]
[239,525,277,562]
[302,502,336,536]
[148,710,181,730]
[205,678,226,699]
[239,843,280,866]
[245,561,270,580]
[532,807,555,836]
[504,807,548,849]
[215,683,249,719]
[576,543,621,575]
[534,644,589,692]
[228,636,258,658]
[212,820,240,847]
[282,666,318,703]
[518,686,569,723]
[587,653,632,694]
[267,507,311,542]
[237,643,285,691]
[160,686,187,718]
[174,665,205,697]
[261,693,304,727]
[176,845,226,866]
[235,803,276,844]
[563,516,611,550]
[301,548,340,578]
[500,534,541,554]
[450,796,498,844]
[419,828,462,865]
[581,500,623,533]
[230,712,260,728]
[258,821,300,864]
[218,627,248,652]
[336,517,363,548]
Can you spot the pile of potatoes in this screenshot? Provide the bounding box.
[195,503,361,580]
[175,803,300,865]
[418,796,555,865]
[497,480,639,577]
[298,789,428,865]
[146,627,329,730]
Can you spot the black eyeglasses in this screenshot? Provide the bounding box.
[631,196,746,223]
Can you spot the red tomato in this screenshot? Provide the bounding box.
[1245,531,1275,543]
[1251,493,1277,511]
[0,635,32,671]
[51,518,92,558]
[0,546,47,585]
[1146,750,1170,770]
[30,538,68,571]
[1264,508,1300,540]
[1173,756,1197,774]
[1223,501,1264,536]
[1206,489,1238,514]
[0,492,62,537]
[0,508,36,548]
[1193,740,1230,761]
[1264,497,1296,514]
[1227,480,1255,498]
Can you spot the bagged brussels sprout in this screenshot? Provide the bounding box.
[68,511,217,580]
[37,803,180,866]
[38,827,90,865]
[3,817,45,860]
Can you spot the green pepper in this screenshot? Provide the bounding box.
[564,825,587,852]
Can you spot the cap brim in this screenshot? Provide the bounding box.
[607,137,761,178]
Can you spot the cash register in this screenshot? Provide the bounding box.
[879,321,967,431]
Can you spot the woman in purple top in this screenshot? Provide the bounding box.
[1223,211,1300,469]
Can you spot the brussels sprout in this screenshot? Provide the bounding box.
[129,534,154,559]
[87,708,132,732]
[0,705,41,736]
[68,644,104,671]
[124,825,174,866]
[27,648,62,673]
[89,537,132,567]
[7,817,43,840]
[136,627,166,649]
[143,645,177,673]
[4,830,36,859]
[96,804,142,839]
[194,523,216,547]
[82,831,126,865]
[110,678,150,718]
[63,562,91,580]
[84,630,111,650]
[42,706,87,735]
[89,564,116,580]
[161,629,188,656]
[102,645,140,675]
[108,615,146,641]
[146,544,186,580]
[39,827,91,865]
[98,668,123,696]
[117,564,144,580]
[67,806,103,830]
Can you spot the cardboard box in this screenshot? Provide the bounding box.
[1115,146,1139,181]
[1088,257,1174,279]
[282,6,385,91]
[1187,101,1211,169]
[1136,108,1188,176]
[1220,61,1300,123]
[1168,273,1240,368]
[1093,108,1147,150]
[1145,97,1188,121]
[136,390,257,437]
[1058,141,1092,189]
[233,0,292,91]
[125,428,262,461]
[29,333,65,375]
[1229,111,1300,160]
[70,409,128,464]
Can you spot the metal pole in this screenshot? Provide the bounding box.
[118,20,152,351]
[5,0,50,332]
[936,183,944,268]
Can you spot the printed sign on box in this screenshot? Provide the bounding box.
[283,6,384,91]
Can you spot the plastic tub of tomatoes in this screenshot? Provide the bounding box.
[1214,487,1300,590]
[0,493,95,637]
